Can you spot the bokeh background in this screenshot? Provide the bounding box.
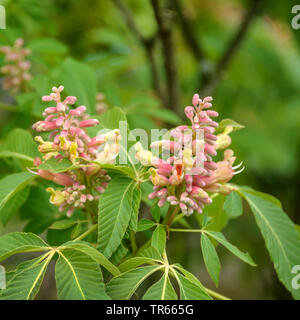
[0,0,300,299]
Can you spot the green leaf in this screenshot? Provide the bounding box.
[71,223,82,239]
[129,186,141,231]
[200,194,228,231]
[55,249,110,300]
[49,219,77,230]
[204,231,256,267]
[239,186,282,207]
[201,233,221,287]
[239,188,300,299]
[174,271,211,300]
[0,255,51,300]
[58,241,120,276]
[60,57,97,114]
[223,191,243,218]
[217,119,245,132]
[143,272,177,300]
[151,205,161,223]
[138,108,182,126]
[38,158,77,173]
[0,232,49,262]
[151,225,166,254]
[94,163,135,179]
[0,186,30,225]
[137,247,162,260]
[0,128,38,162]
[106,266,162,300]
[98,175,136,257]
[137,219,156,232]
[0,151,34,162]
[28,38,68,55]
[119,254,159,273]
[0,173,35,217]
[20,185,56,234]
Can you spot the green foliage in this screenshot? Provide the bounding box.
[238,187,300,300]
[98,174,138,257]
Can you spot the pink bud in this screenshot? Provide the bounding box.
[56,102,66,112]
[52,173,74,187]
[206,110,219,117]
[88,135,105,147]
[184,106,194,119]
[79,119,99,128]
[158,198,167,207]
[42,96,53,102]
[192,94,200,106]
[64,96,77,104]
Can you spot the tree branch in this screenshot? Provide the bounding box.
[150,0,179,112]
[170,0,204,61]
[201,0,262,96]
[112,0,165,103]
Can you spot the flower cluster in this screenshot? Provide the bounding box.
[136,94,243,216]
[32,86,119,217]
[0,38,32,93]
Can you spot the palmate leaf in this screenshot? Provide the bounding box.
[238,188,300,300]
[201,233,221,287]
[98,175,136,258]
[106,265,162,300]
[0,232,49,262]
[0,172,35,218]
[55,249,110,300]
[143,272,177,300]
[0,255,51,300]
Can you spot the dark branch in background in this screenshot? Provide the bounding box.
[150,0,179,112]
[201,0,262,96]
[171,0,204,61]
[112,0,166,105]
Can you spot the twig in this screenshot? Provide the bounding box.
[150,0,179,112]
[202,0,262,96]
[112,0,165,103]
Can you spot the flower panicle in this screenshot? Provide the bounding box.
[0,38,32,93]
[136,94,243,216]
[32,86,119,217]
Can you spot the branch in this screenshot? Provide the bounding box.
[112,0,165,103]
[170,0,205,61]
[150,0,179,112]
[201,0,261,96]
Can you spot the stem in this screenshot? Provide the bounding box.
[130,230,137,254]
[166,206,180,227]
[169,228,203,233]
[74,224,97,241]
[204,287,231,300]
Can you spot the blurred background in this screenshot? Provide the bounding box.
[0,0,300,299]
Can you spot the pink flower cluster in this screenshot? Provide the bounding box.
[138,94,243,216]
[0,38,32,93]
[32,86,119,217]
